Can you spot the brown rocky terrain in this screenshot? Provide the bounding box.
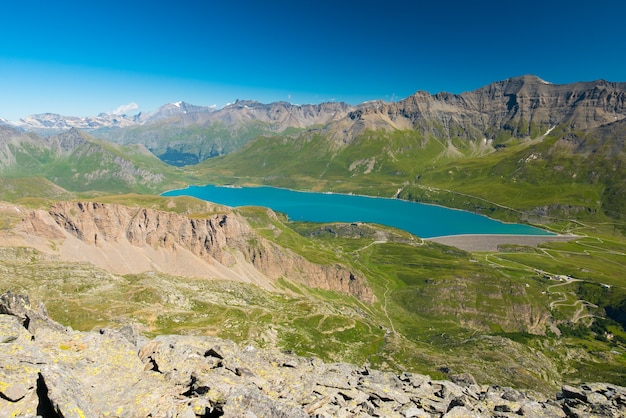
[2,291,625,417]
[14,201,375,303]
[330,75,626,143]
[198,100,353,131]
[14,76,626,142]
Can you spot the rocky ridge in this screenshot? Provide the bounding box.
[98,76,626,164]
[18,201,375,303]
[1,291,624,418]
[9,99,353,135]
[10,111,140,133]
[11,76,626,139]
[91,100,355,165]
[6,76,626,166]
[210,100,352,131]
[338,76,626,143]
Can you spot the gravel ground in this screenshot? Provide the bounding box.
[426,234,578,252]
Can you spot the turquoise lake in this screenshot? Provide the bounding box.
[162,185,553,238]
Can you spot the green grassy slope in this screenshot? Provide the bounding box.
[163,124,626,390]
[283,218,626,390]
[2,117,626,393]
[2,196,625,393]
[2,129,188,194]
[193,129,472,194]
[95,120,284,166]
[192,125,625,228]
[0,177,74,203]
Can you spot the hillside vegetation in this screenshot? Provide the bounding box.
[193,124,625,228]
[2,195,626,393]
[0,126,187,194]
[1,76,626,393]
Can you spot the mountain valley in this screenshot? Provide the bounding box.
[1,76,626,415]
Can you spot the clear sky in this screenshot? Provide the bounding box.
[1,0,624,120]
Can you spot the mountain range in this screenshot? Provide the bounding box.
[8,99,350,134]
[2,74,626,222]
[7,75,626,165]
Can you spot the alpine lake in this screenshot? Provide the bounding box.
[162,184,553,238]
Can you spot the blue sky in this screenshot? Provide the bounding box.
[1,0,624,120]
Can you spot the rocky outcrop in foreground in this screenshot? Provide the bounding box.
[1,292,625,418]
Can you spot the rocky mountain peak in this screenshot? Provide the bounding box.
[332,75,626,143]
[229,99,263,108]
[506,74,552,86]
[12,111,138,134]
[45,127,109,156]
[5,76,626,166]
[141,101,215,123]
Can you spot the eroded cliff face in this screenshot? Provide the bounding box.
[20,202,376,303]
[47,202,245,263]
[342,76,626,141]
[244,242,374,305]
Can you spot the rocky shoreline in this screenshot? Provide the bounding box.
[1,291,625,417]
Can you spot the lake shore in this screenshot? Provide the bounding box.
[426,233,578,252]
[163,184,552,238]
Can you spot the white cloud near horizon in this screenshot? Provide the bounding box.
[111,102,139,115]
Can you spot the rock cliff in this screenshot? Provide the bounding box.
[339,75,626,142]
[12,100,353,135]
[19,202,375,303]
[1,292,624,417]
[14,76,626,143]
[209,100,352,131]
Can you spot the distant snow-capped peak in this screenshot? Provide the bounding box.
[9,111,139,133]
